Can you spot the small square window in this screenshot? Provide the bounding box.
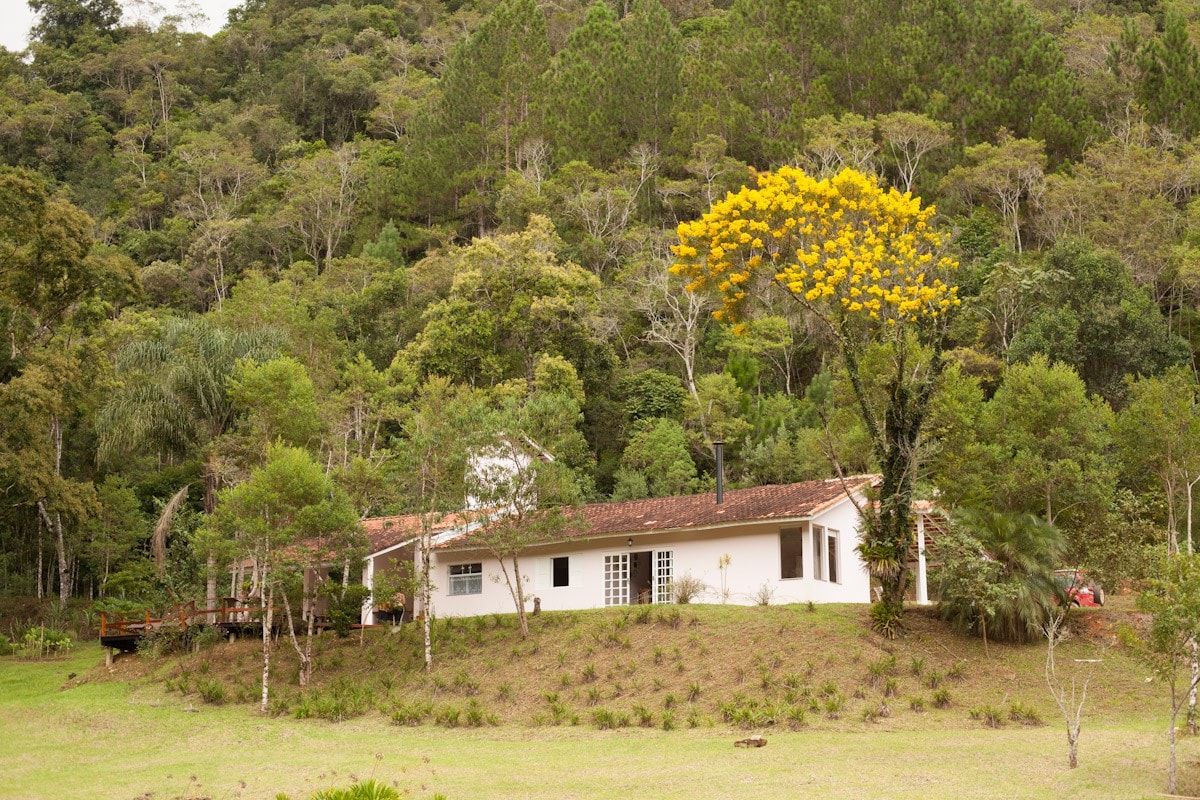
[449,562,482,595]
[552,556,569,587]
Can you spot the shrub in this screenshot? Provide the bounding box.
[824,693,845,720]
[390,700,433,726]
[309,779,400,800]
[866,654,897,685]
[464,699,498,727]
[932,689,952,708]
[718,694,780,728]
[1008,702,1043,726]
[324,584,372,638]
[633,703,655,727]
[969,704,1005,728]
[909,696,926,713]
[658,607,683,630]
[661,711,676,731]
[453,669,480,695]
[435,706,461,727]
[591,708,631,729]
[293,680,373,722]
[195,678,227,705]
[21,626,73,658]
[672,573,706,604]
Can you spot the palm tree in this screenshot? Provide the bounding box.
[97,317,281,612]
[937,508,1067,645]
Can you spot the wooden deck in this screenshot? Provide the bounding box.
[99,600,386,653]
[99,600,265,652]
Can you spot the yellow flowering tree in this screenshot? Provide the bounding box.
[672,166,960,634]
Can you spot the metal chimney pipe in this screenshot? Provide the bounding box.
[714,440,724,504]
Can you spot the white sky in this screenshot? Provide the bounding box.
[0,0,243,53]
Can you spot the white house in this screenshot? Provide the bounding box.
[407,475,936,618]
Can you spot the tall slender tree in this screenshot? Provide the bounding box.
[97,317,280,613]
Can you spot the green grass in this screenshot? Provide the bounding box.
[1,602,1198,799]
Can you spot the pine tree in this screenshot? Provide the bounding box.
[550,1,631,167]
[620,0,682,151]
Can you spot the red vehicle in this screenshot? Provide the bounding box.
[1054,569,1104,607]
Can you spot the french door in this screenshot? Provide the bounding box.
[653,550,674,604]
[604,553,629,606]
[604,550,674,605]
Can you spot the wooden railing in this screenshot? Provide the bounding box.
[99,600,270,638]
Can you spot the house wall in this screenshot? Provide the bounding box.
[362,542,417,624]
[424,496,872,618]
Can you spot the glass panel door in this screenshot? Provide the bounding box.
[604,553,629,606]
[653,550,674,604]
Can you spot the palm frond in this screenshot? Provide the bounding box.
[152,485,190,577]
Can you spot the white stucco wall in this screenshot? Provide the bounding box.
[422,494,873,618]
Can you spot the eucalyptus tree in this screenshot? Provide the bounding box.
[209,444,358,706]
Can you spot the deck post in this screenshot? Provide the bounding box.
[105,647,113,667]
[362,557,375,626]
[916,513,930,606]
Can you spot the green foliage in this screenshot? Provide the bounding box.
[18,626,73,658]
[323,584,372,638]
[620,370,687,423]
[613,417,697,499]
[935,511,1066,643]
[308,779,401,800]
[1009,242,1189,404]
[5,0,1200,615]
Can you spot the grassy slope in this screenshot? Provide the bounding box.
[1,600,1196,799]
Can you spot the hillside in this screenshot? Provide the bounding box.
[136,601,1153,732]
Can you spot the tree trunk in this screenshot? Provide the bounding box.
[1067,725,1079,769]
[204,452,219,621]
[282,590,310,689]
[1169,705,1179,794]
[513,556,529,640]
[260,576,273,714]
[1189,637,1198,736]
[421,520,433,672]
[38,501,71,604]
[36,514,43,600]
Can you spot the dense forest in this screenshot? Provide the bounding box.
[3,0,1200,611]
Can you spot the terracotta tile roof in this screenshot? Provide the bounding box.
[443,475,878,550]
[363,513,470,554]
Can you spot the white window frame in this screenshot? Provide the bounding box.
[448,562,483,596]
[552,555,570,588]
[826,528,840,584]
[779,526,804,580]
[604,553,629,606]
[653,550,674,604]
[812,524,826,581]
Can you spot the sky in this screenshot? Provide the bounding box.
[0,0,243,52]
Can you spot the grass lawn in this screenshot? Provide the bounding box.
[2,603,1198,800]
